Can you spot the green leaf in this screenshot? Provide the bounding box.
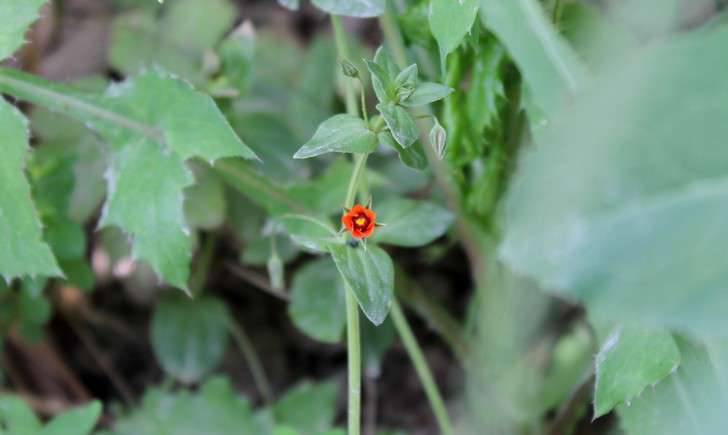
[593,327,680,418]
[40,401,102,435]
[288,258,346,343]
[399,82,453,107]
[372,198,454,247]
[184,165,227,230]
[151,296,230,384]
[364,59,395,104]
[273,380,339,433]
[373,47,398,78]
[361,317,396,377]
[277,0,299,10]
[499,27,728,339]
[109,377,256,435]
[466,38,506,132]
[480,0,587,114]
[0,0,46,61]
[618,338,728,435]
[379,131,428,171]
[377,103,418,149]
[0,67,256,290]
[0,396,41,434]
[0,99,60,281]
[293,114,377,159]
[109,0,236,83]
[311,0,384,18]
[429,0,479,67]
[329,244,394,325]
[393,64,418,101]
[275,214,339,253]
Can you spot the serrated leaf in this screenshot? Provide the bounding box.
[293,114,377,159]
[0,0,46,61]
[311,0,384,18]
[377,103,418,149]
[365,59,395,104]
[372,198,454,247]
[288,259,346,343]
[480,0,587,114]
[151,296,230,384]
[329,243,394,325]
[0,68,256,289]
[273,380,339,433]
[429,0,479,67]
[379,131,428,171]
[499,27,728,339]
[399,82,453,107]
[618,337,728,435]
[593,327,680,418]
[109,377,256,435]
[0,98,60,281]
[40,401,102,435]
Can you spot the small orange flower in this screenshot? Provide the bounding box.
[342,204,377,239]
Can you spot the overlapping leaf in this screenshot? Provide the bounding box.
[0,0,46,61]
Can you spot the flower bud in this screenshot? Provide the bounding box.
[429,118,447,160]
[340,60,359,78]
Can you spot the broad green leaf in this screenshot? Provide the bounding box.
[0,396,41,434]
[0,68,256,289]
[329,244,394,325]
[399,82,453,107]
[364,59,395,104]
[311,0,384,18]
[0,99,60,281]
[275,214,339,252]
[40,401,102,435]
[289,258,346,343]
[480,0,587,114]
[109,0,236,83]
[0,0,45,61]
[109,377,256,435]
[151,296,230,383]
[379,131,427,171]
[377,103,418,149]
[618,338,728,435]
[593,327,680,418]
[273,380,339,433]
[372,198,454,247]
[373,47,398,78]
[241,235,299,267]
[293,114,377,159]
[499,27,728,339]
[429,0,479,67]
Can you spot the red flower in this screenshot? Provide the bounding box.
[342,204,377,239]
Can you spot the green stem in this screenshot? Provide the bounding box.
[228,317,275,406]
[188,235,216,297]
[390,300,453,435]
[332,14,365,435]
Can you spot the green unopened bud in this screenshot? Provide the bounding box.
[396,83,415,102]
[267,251,284,291]
[340,60,359,78]
[429,118,447,160]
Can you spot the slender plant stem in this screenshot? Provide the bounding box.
[332,14,366,435]
[390,300,453,435]
[188,234,216,297]
[227,317,275,406]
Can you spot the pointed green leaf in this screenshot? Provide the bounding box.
[429,0,479,66]
[329,244,394,325]
[365,59,395,104]
[0,396,41,433]
[311,0,384,18]
[618,338,728,435]
[480,0,587,114]
[593,327,680,418]
[151,296,230,384]
[40,401,102,435]
[0,0,46,61]
[379,131,428,170]
[377,103,418,149]
[275,214,339,252]
[0,98,60,281]
[289,258,346,343]
[399,82,453,107]
[372,198,454,247]
[373,46,398,78]
[273,380,339,433]
[293,114,377,159]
